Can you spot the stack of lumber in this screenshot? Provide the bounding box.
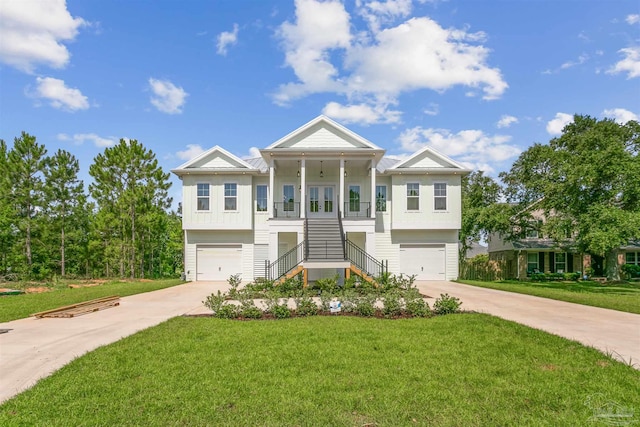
[33,295,120,318]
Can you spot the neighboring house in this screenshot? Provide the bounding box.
[461,242,488,259]
[172,115,470,283]
[488,209,640,279]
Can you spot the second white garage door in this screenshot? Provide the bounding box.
[399,244,446,280]
[196,245,242,281]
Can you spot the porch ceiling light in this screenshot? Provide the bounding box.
[344,160,347,177]
[320,161,324,178]
[297,160,300,177]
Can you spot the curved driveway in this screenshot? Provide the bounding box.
[1,280,638,404]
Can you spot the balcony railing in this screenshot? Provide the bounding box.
[343,202,371,218]
[273,202,300,218]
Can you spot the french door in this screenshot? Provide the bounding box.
[307,185,335,218]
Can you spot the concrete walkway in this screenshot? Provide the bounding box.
[415,281,640,368]
[0,281,229,404]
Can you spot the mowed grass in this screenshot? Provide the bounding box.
[457,279,640,314]
[1,315,638,426]
[0,279,184,322]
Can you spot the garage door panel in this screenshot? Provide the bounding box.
[399,244,445,280]
[197,245,242,281]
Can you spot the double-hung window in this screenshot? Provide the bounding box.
[197,183,210,211]
[626,252,639,265]
[224,183,237,211]
[555,252,566,273]
[375,185,387,212]
[434,183,447,210]
[256,185,267,212]
[407,183,419,210]
[527,253,539,273]
[349,185,360,212]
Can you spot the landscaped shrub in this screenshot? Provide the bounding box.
[433,293,462,315]
[294,296,318,316]
[404,288,431,317]
[313,275,339,294]
[203,291,226,314]
[355,295,376,317]
[622,264,640,279]
[271,304,291,319]
[339,290,358,313]
[227,274,242,298]
[531,272,578,282]
[237,293,263,319]
[563,272,580,281]
[216,303,239,319]
[381,290,404,317]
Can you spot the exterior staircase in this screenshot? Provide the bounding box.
[305,218,345,261]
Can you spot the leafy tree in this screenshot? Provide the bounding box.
[43,150,86,277]
[459,171,505,259]
[0,140,18,276]
[89,139,172,278]
[500,115,640,280]
[7,132,48,275]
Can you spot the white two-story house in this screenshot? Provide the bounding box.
[172,116,470,283]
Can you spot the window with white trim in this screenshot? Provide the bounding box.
[197,183,210,211]
[626,252,639,265]
[224,183,237,211]
[527,252,539,273]
[555,252,566,273]
[407,183,419,210]
[375,185,387,212]
[256,185,267,212]
[434,183,447,210]
[283,184,295,212]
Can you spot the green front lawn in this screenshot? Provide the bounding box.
[457,279,640,314]
[0,279,184,323]
[1,315,638,426]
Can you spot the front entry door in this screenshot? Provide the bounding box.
[308,185,335,217]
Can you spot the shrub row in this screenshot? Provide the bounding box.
[529,272,580,282]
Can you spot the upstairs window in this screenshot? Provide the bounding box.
[224,183,237,211]
[375,185,387,212]
[197,183,210,211]
[256,185,267,212]
[349,185,360,212]
[434,183,447,210]
[407,183,419,210]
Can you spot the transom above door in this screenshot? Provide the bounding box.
[307,185,336,218]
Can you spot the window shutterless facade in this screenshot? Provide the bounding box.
[224,183,237,211]
[375,185,387,212]
[527,252,539,272]
[197,183,210,211]
[349,185,360,212]
[256,185,267,212]
[626,252,639,265]
[283,184,295,211]
[407,183,419,210]
[434,183,447,210]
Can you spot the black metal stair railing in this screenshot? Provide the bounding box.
[265,241,305,281]
[345,239,387,279]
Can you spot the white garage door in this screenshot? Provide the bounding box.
[196,245,242,281]
[399,244,446,280]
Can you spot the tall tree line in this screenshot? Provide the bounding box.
[0,132,182,280]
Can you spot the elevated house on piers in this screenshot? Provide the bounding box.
[172,116,470,284]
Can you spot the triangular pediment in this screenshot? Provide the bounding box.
[390,146,466,170]
[175,145,255,170]
[265,116,381,151]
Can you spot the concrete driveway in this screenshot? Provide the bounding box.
[0,281,229,404]
[415,281,640,368]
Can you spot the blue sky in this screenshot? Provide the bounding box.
[1,0,639,207]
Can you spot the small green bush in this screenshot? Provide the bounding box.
[216,304,239,319]
[382,290,403,317]
[271,304,291,319]
[295,296,318,316]
[203,291,226,314]
[355,295,376,317]
[622,264,640,279]
[314,275,339,294]
[433,293,462,315]
[404,289,430,317]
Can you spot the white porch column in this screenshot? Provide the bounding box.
[269,159,274,218]
[370,159,376,218]
[300,158,306,219]
[339,158,345,218]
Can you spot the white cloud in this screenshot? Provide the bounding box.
[247,147,261,158]
[176,144,204,161]
[560,53,588,70]
[423,103,439,116]
[626,14,640,25]
[148,78,188,114]
[274,0,507,112]
[322,101,401,125]
[496,115,518,128]
[602,108,638,124]
[57,133,118,147]
[607,47,640,79]
[546,112,573,135]
[33,77,89,111]
[397,127,520,173]
[216,23,239,56]
[0,0,86,73]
